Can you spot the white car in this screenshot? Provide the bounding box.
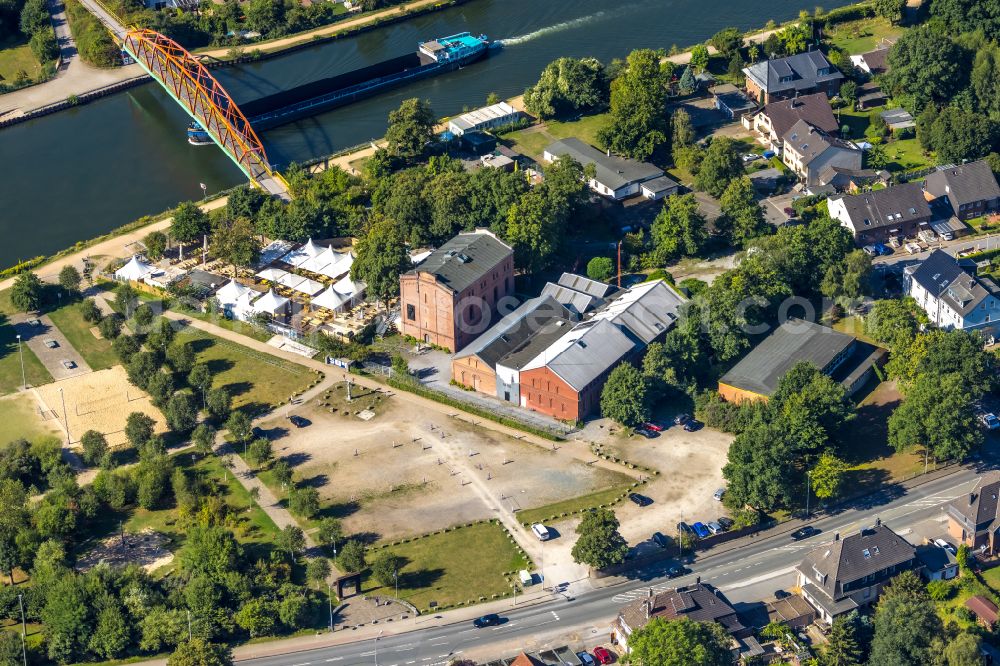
[980,413,1000,430]
[863,245,878,257]
[531,523,550,541]
[933,538,957,555]
[742,153,762,163]
[713,487,726,501]
[61,359,76,369]
[43,338,58,349]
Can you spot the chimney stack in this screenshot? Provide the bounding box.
[971,493,977,505]
[644,600,651,620]
[834,532,840,541]
[647,587,653,598]
[696,575,702,585]
[875,516,881,527]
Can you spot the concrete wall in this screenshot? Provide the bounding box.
[451,354,498,395]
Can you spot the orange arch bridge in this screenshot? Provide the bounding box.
[121,29,290,199]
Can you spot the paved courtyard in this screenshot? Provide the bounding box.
[11,312,91,381]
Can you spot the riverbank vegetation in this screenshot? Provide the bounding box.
[64,0,118,67]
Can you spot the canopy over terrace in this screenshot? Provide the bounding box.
[258,240,294,267]
[299,248,354,279]
[281,238,324,267]
[312,275,367,312]
[256,267,325,296]
[250,288,290,315]
[115,255,158,282]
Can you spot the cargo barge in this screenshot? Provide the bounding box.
[188,32,497,144]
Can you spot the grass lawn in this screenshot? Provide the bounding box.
[172,305,273,343]
[363,521,529,611]
[517,482,637,525]
[0,393,60,444]
[504,113,610,160]
[46,300,117,370]
[0,315,52,396]
[0,35,43,82]
[883,136,933,172]
[174,326,318,415]
[825,17,904,54]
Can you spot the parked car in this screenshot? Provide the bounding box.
[683,420,703,432]
[43,339,58,349]
[888,236,901,248]
[629,493,653,507]
[667,564,688,578]
[713,487,726,501]
[677,521,694,536]
[941,231,955,241]
[791,526,819,540]
[707,521,723,535]
[933,538,957,555]
[652,531,669,548]
[531,523,550,541]
[774,589,791,600]
[577,653,596,666]
[287,415,308,428]
[592,647,614,665]
[673,413,691,425]
[635,427,659,439]
[643,421,665,432]
[473,614,500,628]
[874,243,893,256]
[863,245,878,257]
[61,359,76,369]
[718,516,735,530]
[692,522,710,539]
[742,153,762,163]
[980,413,1000,430]
[783,207,796,218]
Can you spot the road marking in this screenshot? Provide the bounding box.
[359,652,375,657]
[290,662,311,665]
[437,655,449,659]
[325,659,343,662]
[430,642,449,646]
[551,611,560,621]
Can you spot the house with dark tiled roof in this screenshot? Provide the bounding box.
[610,583,749,654]
[747,92,839,151]
[947,472,1000,555]
[904,249,1000,333]
[850,47,889,76]
[796,522,919,624]
[399,229,514,352]
[925,160,1000,222]
[743,51,844,105]
[781,119,862,187]
[542,138,676,201]
[827,181,933,245]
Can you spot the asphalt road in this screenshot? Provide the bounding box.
[240,463,992,666]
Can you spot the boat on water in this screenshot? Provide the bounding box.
[187,32,499,143]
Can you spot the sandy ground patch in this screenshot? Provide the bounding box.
[77,529,173,572]
[259,386,629,543]
[0,392,62,444]
[34,366,167,447]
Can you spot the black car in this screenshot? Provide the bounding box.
[774,589,791,600]
[683,420,703,432]
[718,517,735,530]
[473,614,500,628]
[287,415,308,428]
[673,413,691,426]
[629,493,653,507]
[667,565,688,578]
[652,531,669,548]
[677,521,694,536]
[635,427,659,439]
[791,526,819,540]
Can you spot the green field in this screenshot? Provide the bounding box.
[0,393,60,445]
[363,522,529,610]
[47,301,118,370]
[174,326,317,415]
[516,482,636,525]
[0,35,44,83]
[504,113,610,160]
[825,17,905,54]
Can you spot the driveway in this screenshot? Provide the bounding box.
[10,313,91,381]
[761,192,797,226]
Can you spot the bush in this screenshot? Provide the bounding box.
[80,430,109,467]
[926,579,954,601]
[29,28,58,64]
[65,0,119,67]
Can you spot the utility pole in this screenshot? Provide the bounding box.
[328,581,335,632]
[394,570,398,599]
[18,594,25,638]
[805,471,811,519]
[16,334,24,390]
[187,610,192,641]
[374,630,383,666]
[59,387,69,447]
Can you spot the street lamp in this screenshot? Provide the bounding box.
[374,629,383,666]
[393,570,398,599]
[18,594,25,638]
[58,387,69,447]
[15,334,24,390]
[805,470,812,519]
[327,581,334,632]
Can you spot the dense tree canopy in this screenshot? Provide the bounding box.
[626,618,733,666]
[884,26,970,112]
[523,57,608,118]
[597,49,670,159]
[385,98,436,162]
[600,363,650,427]
[571,508,628,569]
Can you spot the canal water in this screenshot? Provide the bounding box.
[0,0,853,266]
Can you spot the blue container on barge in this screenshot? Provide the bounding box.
[188,32,498,143]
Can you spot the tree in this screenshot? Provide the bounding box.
[505,188,561,273]
[245,437,273,469]
[694,137,743,197]
[172,201,211,245]
[244,0,282,34]
[719,176,768,246]
[145,231,168,261]
[98,313,123,340]
[133,303,154,328]
[288,486,320,518]
[385,98,435,161]
[884,26,969,112]
[115,282,138,318]
[192,423,216,456]
[11,271,41,312]
[42,574,89,663]
[211,218,260,278]
[820,614,863,666]
[873,0,905,23]
[586,256,614,282]
[350,216,411,309]
[338,540,366,573]
[597,49,670,159]
[626,617,733,666]
[523,56,608,118]
[571,508,628,569]
[810,452,847,500]
[80,430,109,467]
[672,109,695,149]
[19,0,48,35]
[727,50,744,80]
[207,387,232,423]
[888,372,983,461]
[709,27,743,57]
[931,0,1000,40]
[650,193,707,264]
[919,106,999,164]
[821,249,871,304]
[167,638,233,666]
[58,265,81,294]
[28,25,57,62]
[275,524,305,557]
[167,342,196,374]
[176,524,241,578]
[127,351,161,390]
[678,66,696,95]
[869,571,942,665]
[840,80,858,108]
[89,600,130,659]
[371,551,404,587]
[864,298,924,351]
[225,411,252,443]
[306,557,332,587]
[316,517,343,553]
[943,633,983,666]
[723,422,797,511]
[0,479,29,584]
[600,364,650,427]
[80,298,101,323]
[166,392,198,432]
[689,44,710,73]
